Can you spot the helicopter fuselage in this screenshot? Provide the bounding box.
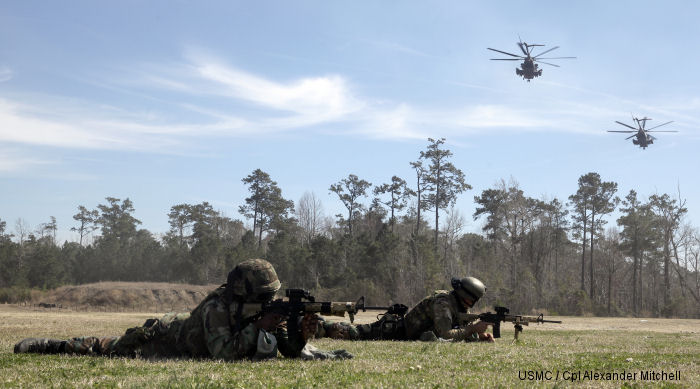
[515,58,542,81]
[632,129,653,149]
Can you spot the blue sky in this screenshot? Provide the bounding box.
[2,1,699,242]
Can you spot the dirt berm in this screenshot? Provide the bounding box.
[36,282,219,311]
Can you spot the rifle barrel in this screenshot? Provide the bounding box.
[362,306,393,311]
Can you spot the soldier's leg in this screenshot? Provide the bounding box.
[14,336,120,356]
[14,338,67,354]
[64,336,121,356]
[108,317,181,358]
[14,317,166,357]
[104,323,158,357]
[315,319,360,340]
[65,332,153,358]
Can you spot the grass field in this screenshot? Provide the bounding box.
[1,305,698,388]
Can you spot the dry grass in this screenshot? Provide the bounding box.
[1,305,699,388]
[350,310,700,333]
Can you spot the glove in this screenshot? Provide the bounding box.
[299,344,354,360]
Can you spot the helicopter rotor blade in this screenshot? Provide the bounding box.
[535,60,560,67]
[533,46,559,58]
[490,58,522,61]
[647,130,678,133]
[607,130,636,133]
[647,120,674,130]
[517,42,529,56]
[487,48,524,58]
[615,121,638,130]
[535,57,577,59]
[625,134,637,140]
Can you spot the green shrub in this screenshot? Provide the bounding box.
[0,287,32,303]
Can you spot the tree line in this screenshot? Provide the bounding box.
[1,138,698,318]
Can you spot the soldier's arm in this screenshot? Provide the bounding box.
[274,323,305,357]
[459,321,491,342]
[274,313,317,357]
[432,296,477,341]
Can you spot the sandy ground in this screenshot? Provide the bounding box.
[3,304,698,334]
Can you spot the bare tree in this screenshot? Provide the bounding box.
[442,206,465,276]
[14,218,30,270]
[671,224,700,308]
[649,192,687,314]
[297,191,324,244]
[14,218,29,246]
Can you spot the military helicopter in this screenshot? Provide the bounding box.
[488,38,576,81]
[607,116,677,149]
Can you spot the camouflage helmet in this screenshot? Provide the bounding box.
[451,276,486,302]
[226,259,281,302]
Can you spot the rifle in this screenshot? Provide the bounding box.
[355,296,409,318]
[240,289,362,325]
[457,306,562,341]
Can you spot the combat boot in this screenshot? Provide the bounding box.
[358,313,405,340]
[14,338,66,354]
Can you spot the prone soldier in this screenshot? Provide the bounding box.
[318,276,494,342]
[15,259,352,360]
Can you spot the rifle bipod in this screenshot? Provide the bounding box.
[511,324,523,344]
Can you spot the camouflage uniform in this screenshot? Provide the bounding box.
[15,285,307,360]
[403,290,478,341]
[15,259,309,360]
[318,290,478,342]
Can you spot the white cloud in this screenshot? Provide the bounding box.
[9,51,689,155]
[355,103,562,141]
[192,59,364,121]
[0,100,112,148]
[356,104,427,140]
[0,99,208,151]
[0,146,52,173]
[454,105,550,129]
